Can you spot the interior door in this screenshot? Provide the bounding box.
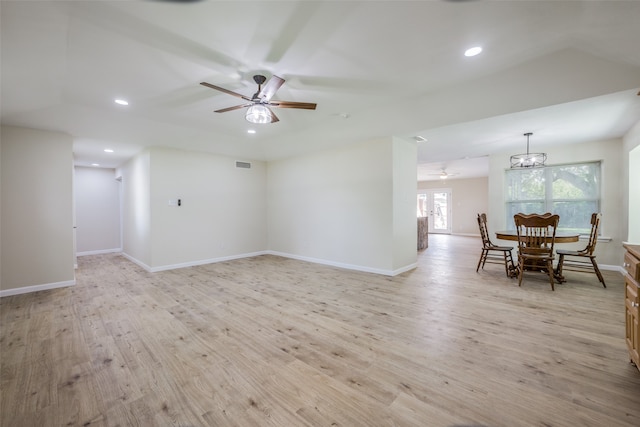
[418,189,452,234]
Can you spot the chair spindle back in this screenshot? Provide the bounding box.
[477,213,493,248]
[582,213,601,255]
[514,213,560,256]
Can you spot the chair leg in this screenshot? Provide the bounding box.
[481,250,490,270]
[517,257,524,287]
[547,260,555,291]
[476,249,486,272]
[503,252,510,276]
[555,254,566,283]
[504,251,516,277]
[590,257,606,288]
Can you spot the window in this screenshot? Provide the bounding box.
[505,161,601,233]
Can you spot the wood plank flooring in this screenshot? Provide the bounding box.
[2,234,639,426]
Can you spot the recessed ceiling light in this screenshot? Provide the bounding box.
[104,149,114,153]
[114,99,129,106]
[464,46,483,57]
[247,129,256,134]
[91,163,100,167]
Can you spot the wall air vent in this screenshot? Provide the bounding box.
[235,161,252,169]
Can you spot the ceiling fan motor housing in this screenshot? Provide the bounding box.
[252,75,267,100]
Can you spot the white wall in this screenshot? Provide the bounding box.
[120,149,152,268]
[392,137,418,270]
[628,146,640,243]
[120,147,268,271]
[624,120,640,244]
[488,138,624,267]
[1,126,75,294]
[0,132,2,285]
[74,167,121,254]
[267,137,416,275]
[418,177,489,236]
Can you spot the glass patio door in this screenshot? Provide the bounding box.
[417,189,452,234]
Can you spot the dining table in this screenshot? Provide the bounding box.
[495,230,580,280]
[495,230,580,244]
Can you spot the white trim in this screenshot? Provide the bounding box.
[453,233,481,238]
[267,250,417,276]
[578,235,612,242]
[122,250,415,276]
[0,279,76,298]
[600,264,625,273]
[121,251,269,273]
[77,248,122,256]
[392,262,419,276]
[149,251,269,273]
[120,252,153,272]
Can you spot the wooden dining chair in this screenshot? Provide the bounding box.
[555,213,606,288]
[514,213,560,290]
[476,213,516,277]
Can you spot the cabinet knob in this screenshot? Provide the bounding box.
[624,262,630,267]
[633,302,639,308]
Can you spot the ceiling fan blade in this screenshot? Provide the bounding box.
[258,76,285,102]
[200,82,252,101]
[269,101,317,110]
[267,107,280,123]
[214,103,253,113]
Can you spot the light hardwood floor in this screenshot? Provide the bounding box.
[1,234,639,426]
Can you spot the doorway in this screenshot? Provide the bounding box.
[74,167,122,256]
[417,189,452,234]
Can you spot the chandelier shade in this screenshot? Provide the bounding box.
[245,104,273,124]
[510,132,547,168]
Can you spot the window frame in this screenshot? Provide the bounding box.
[504,161,601,234]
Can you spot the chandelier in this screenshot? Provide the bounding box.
[510,132,547,168]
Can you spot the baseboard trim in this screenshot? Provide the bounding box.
[120,252,153,272]
[0,279,76,298]
[77,248,122,256]
[453,233,481,238]
[267,250,416,276]
[121,251,270,273]
[599,264,625,273]
[392,262,419,276]
[121,250,414,276]
[149,251,270,273]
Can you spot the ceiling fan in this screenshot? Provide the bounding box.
[428,168,459,179]
[200,75,317,124]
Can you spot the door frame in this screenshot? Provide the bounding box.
[417,188,452,234]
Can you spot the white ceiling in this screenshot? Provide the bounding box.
[2,0,639,181]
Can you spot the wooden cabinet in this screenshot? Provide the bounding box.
[623,244,640,371]
[417,217,428,250]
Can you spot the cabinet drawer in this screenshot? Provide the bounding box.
[624,252,640,281]
[627,277,639,306]
[626,276,640,371]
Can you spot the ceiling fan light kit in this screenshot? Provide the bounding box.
[510,132,547,168]
[245,104,273,124]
